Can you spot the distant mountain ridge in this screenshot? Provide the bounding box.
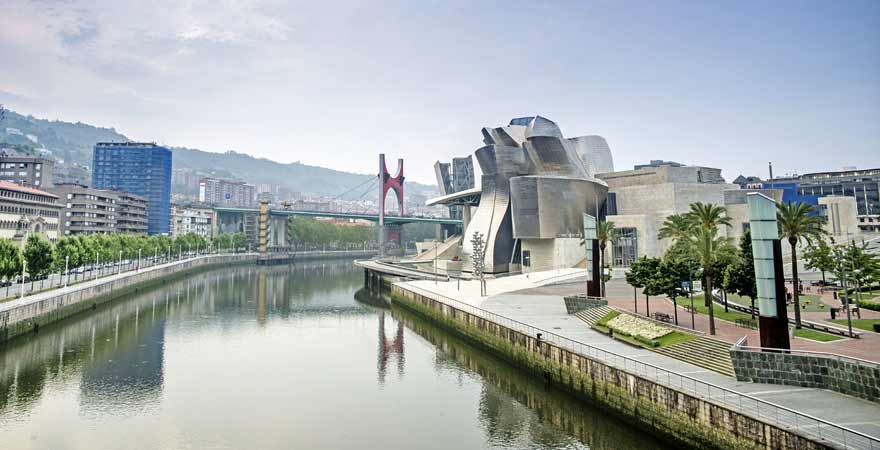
[0,109,436,198]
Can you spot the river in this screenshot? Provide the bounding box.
[0,261,671,450]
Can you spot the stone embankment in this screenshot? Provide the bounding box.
[389,282,849,450]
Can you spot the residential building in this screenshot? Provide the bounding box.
[52,183,118,236]
[171,204,213,239]
[0,181,60,244]
[92,142,172,235]
[0,154,53,188]
[115,191,149,235]
[198,177,255,207]
[53,163,90,185]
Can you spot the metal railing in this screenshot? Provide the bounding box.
[0,252,257,329]
[401,282,879,450]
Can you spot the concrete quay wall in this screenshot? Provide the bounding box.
[0,254,259,344]
[390,283,833,450]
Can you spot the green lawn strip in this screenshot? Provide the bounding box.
[689,294,754,323]
[654,331,697,347]
[830,319,880,333]
[595,310,620,328]
[792,328,845,342]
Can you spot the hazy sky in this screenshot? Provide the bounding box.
[1,0,878,184]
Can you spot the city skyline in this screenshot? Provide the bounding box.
[1,0,878,184]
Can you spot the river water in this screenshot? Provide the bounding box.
[0,261,670,450]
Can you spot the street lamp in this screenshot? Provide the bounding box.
[852,268,863,319]
[118,250,122,274]
[63,255,69,287]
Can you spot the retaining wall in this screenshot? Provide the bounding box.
[730,349,880,403]
[0,254,258,344]
[563,295,608,314]
[391,283,832,450]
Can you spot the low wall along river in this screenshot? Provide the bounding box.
[390,283,833,450]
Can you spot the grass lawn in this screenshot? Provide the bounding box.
[688,294,754,323]
[655,331,697,347]
[788,294,828,312]
[793,328,845,342]
[830,319,880,333]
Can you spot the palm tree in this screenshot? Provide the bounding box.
[658,213,694,241]
[686,202,732,335]
[777,201,825,329]
[597,221,619,297]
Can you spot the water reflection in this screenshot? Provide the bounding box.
[0,262,669,450]
[386,304,670,450]
[377,312,405,384]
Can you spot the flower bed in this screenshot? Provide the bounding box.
[606,314,673,341]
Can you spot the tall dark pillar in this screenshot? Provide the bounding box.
[759,240,791,349]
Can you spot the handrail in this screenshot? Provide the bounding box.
[0,252,256,319]
[401,282,880,450]
[734,345,880,369]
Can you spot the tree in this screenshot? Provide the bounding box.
[803,236,835,284]
[596,221,618,297]
[0,239,22,281]
[626,256,661,315]
[658,213,695,242]
[657,254,694,325]
[777,201,825,329]
[24,234,55,278]
[54,236,84,271]
[723,230,758,319]
[684,202,732,335]
[830,241,879,318]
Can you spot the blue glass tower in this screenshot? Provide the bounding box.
[92,142,172,235]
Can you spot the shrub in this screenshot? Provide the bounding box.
[861,301,880,312]
[873,323,880,333]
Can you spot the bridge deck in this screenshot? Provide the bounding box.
[214,207,462,225]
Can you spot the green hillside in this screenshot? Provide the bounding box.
[0,108,435,198]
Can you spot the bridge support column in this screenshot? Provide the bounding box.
[258,199,269,256]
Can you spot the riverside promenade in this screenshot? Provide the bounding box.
[391,269,880,450]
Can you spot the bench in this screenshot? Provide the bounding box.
[653,312,672,323]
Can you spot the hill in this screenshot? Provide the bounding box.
[0,108,436,199]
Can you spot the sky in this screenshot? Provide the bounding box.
[1,0,878,184]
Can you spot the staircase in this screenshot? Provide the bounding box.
[575,306,614,327]
[412,235,462,262]
[655,337,735,377]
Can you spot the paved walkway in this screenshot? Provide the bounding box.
[397,271,880,447]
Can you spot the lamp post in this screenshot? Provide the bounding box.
[20,257,27,300]
[852,269,862,319]
[64,255,69,287]
[95,251,100,280]
[118,250,122,274]
[137,248,142,272]
[839,254,854,338]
